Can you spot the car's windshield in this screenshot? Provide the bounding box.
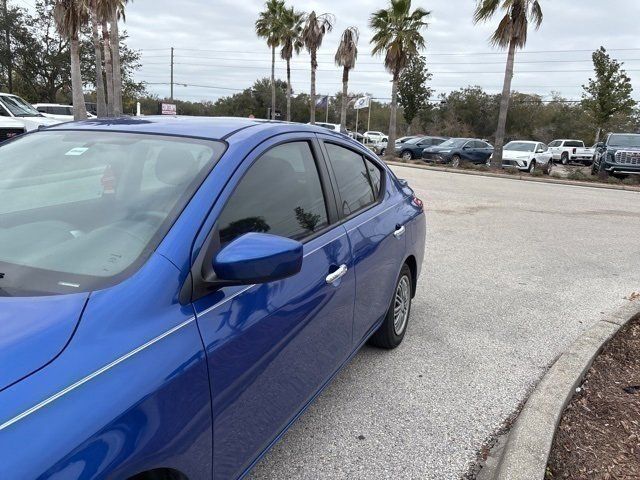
[0,95,41,117]
[609,134,640,148]
[504,142,536,152]
[438,139,467,148]
[0,130,225,296]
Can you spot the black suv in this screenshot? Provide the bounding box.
[592,133,640,178]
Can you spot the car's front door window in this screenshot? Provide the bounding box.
[216,141,329,245]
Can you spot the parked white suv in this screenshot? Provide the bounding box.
[502,140,553,174]
[548,139,594,165]
[364,131,388,143]
[0,93,60,131]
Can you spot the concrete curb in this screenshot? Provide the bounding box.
[385,161,640,193]
[484,300,640,480]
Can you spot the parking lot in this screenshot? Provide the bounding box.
[249,166,640,479]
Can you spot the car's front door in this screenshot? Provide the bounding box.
[192,137,355,479]
[321,139,410,346]
[461,140,479,162]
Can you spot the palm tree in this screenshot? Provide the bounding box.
[256,0,285,120]
[474,0,543,167]
[109,0,129,116]
[53,0,88,121]
[303,11,334,124]
[335,27,359,132]
[93,0,115,115]
[370,0,429,153]
[89,0,106,117]
[279,6,304,122]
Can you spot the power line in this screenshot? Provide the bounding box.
[139,46,640,57]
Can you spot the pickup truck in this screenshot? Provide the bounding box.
[591,133,640,178]
[548,139,594,165]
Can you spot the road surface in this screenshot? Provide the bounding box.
[249,167,640,479]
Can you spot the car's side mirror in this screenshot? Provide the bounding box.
[213,232,303,285]
[536,149,544,153]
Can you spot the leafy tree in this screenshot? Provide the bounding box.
[279,6,304,122]
[256,0,285,120]
[398,54,432,129]
[53,0,88,120]
[582,47,636,140]
[303,11,334,124]
[335,26,358,131]
[473,0,543,167]
[370,0,429,156]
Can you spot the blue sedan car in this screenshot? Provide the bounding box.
[0,117,425,480]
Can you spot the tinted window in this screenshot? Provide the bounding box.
[549,141,560,147]
[504,142,536,152]
[326,143,376,216]
[473,141,486,148]
[564,141,584,148]
[365,159,382,198]
[217,142,329,245]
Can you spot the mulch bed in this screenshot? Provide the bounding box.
[547,314,640,479]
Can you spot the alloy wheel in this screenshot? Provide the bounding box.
[393,275,411,336]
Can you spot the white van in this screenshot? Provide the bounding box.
[0,94,61,131]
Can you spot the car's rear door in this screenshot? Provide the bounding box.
[319,136,411,346]
[191,135,355,479]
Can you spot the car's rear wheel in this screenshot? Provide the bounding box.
[561,152,569,165]
[451,155,461,168]
[544,160,552,175]
[380,148,386,156]
[369,264,412,349]
[401,150,412,161]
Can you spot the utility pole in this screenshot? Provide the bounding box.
[2,0,12,93]
[170,47,174,100]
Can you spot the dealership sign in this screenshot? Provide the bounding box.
[160,103,177,115]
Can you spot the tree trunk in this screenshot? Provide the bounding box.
[340,67,349,132]
[387,72,399,159]
[286,58,292,122]
[110,9,123,115]
[102,20,114,116]
[91,10,106,117]
[70,36,87,121]
[3,0,12,93]
[492,36,517,169]
[309,49,316,124]
[270,45,276,119]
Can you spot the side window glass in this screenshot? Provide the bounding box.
[217,142,329,245]
[365,158,382,199]
[326,143,376,216]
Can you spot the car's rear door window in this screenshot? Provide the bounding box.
[325,143,379,217]
[216,141,329,245]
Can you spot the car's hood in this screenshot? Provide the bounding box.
[503,150,534,160]
[18,116,61,131]
[0,293,88,391]
[609,146,640,152]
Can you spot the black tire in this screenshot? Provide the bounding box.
[369,264,413,349]
[598,164,609,180]
[451,155,461,168]
[528,160,537,173]
[544,160,552,175]
[401,150,413,161]
[380,148,386,156]
[591,161,598,176]
[561,152,569,165]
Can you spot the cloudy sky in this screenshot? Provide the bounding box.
[119,0,640,103]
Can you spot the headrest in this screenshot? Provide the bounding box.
[155,146,198,186]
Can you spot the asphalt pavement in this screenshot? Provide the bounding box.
[248,166,640,480]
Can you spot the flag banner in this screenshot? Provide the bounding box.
[315,96,328,108]
[354,96,370,110]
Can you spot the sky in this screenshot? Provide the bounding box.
[18,0,640,104]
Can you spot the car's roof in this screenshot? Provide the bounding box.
[507,140,538,144]
[555,139,582,142]
[34,103,72,107]
[45,115,349,142]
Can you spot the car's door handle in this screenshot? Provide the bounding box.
[326,265,348,284]
[393,225,406,238]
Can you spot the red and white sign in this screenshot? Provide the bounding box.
[161,103,177,115]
